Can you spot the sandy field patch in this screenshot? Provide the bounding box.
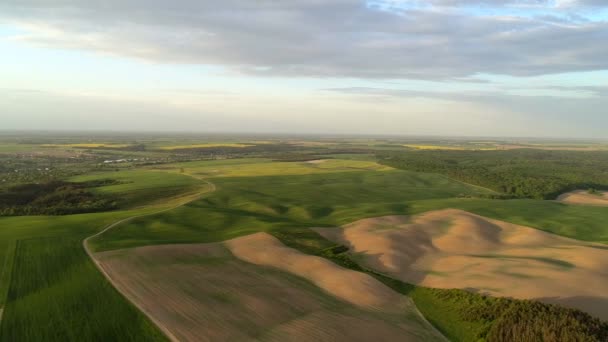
[557,190,608,206]
[97,236,444,342]
[315,209,608,321]
[305,159,328,164]
[500,144,608,151]
[225,232,407,310]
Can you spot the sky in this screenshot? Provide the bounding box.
[1,0,607,138]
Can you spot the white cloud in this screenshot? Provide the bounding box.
[1,0,607,79]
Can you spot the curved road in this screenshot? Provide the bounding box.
[82,178,216,342]
[82,175,446,341]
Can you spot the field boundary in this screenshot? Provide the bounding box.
[82,179,216,342]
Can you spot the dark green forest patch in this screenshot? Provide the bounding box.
[378,149,608,199]
[0,180,122,216]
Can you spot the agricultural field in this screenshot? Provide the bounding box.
[41,143,132,149]
[402,144,497,151]
[96,235,444,342]
[157,143,255,150]
[1,133,608,341]
[5,1,608,340]
[315,209,608,320]
[0,156,212,341]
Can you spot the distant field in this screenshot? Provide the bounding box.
[147,158,393,178]
[397,141,608,152]
[41,143,131,149]
[0,144,42,153]
[502,144,608,151]
[158,143,254,150]
[403,144,497,151]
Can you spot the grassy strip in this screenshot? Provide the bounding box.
[0,241,16,308]
[270,227,608,342]
[0,237,167,342]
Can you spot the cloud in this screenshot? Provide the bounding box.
[540,85,608,96]
[322,84,608,101]
[1,0,607,80]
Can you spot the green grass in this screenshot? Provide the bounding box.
[0,237,166,341]
[0,166,212,340]
[376,279,488,341]
[158,143,254,150]
[95,168,608,252]
[69,170,204,208]
[92,169,491,251]
[0,144,41,153]
[146,157,392,178]
[0,210,183,340]
[0,241,16,308]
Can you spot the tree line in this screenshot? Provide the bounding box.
[0,179,120,216]
[377,149,608,199]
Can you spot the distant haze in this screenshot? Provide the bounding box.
[1,1,607,138]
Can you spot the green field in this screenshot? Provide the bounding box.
[0,237,166,341]
[0,165,212,341]
[93,164,608,252]
[91,168,492,251]
[2,152,608,341]
[0,210,167,341]
[146,157,393,178]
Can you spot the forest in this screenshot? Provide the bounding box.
[377,149,608,199]
[0,180,119,216]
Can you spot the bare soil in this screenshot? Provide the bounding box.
[315,209,608,321]
[557,190,608,206]
[225,232,407,311]
[97,236,445,342]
